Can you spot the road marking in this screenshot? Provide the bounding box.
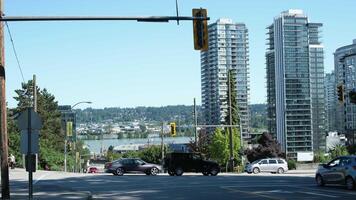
[299,191,338,198]
[33,173,49,185]
[221,186,285,200]
[291,185,356,196]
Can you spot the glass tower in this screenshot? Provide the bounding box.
[201,18,250,140]
[334,39,356,145]
[266,10,326,158]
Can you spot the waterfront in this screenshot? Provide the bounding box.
[83,136,193,154]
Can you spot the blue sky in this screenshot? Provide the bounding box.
[4,0,356,109]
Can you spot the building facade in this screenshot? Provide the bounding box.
[334,39,356,145]
[201,18,251,140]
[266,10,326,158]
[325,71,337,132]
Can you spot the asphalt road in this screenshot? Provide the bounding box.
[5,170,356,200]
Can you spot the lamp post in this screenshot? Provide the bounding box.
[64,101,92,172]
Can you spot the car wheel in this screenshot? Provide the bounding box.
[346,176,355,190]
[202,171,209,176]
[316,175,324,186]
[210,167,219,176]
[168,170,175,176]
[116,167,124,176]
[150,167,159,176]
[277,167,284,174]
[253,167,260,174]
[175,167,183,176]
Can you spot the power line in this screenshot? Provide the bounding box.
[5,21,25,83]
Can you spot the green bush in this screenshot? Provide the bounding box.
[287,159,296,170]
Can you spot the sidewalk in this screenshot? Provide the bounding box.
[286,169,316,175]
[1,168,93,200]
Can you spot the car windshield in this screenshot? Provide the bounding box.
[251,160,261,164]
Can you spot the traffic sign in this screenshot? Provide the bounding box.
[20,130,39,154]
[17,108,43,130]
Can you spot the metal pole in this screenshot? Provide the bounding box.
[194,98,198,147]
[64,139,67,172]
[27,108,33,199]
[0,0,10,198]
[0,16,209,22]
[161,122,164,162]
[33,75,39,171]
[228,70,234,172]
[33,75,37,112]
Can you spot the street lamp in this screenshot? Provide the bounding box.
[64,101,92,172]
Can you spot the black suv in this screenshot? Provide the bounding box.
[163,152,220,176]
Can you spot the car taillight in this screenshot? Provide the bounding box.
[105,163,112,169]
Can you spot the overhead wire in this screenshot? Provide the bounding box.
[4,21,26,83]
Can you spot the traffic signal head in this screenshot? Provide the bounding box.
[349,90,356,104]
[337,84,344,102]
[170,122,176,137]
[192,8,208,51]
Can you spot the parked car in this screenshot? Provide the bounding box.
[245,158,288,174]
[105,158,162,176]
[315,156,356,190]
[88,166,99,173]
[163,152,220,176]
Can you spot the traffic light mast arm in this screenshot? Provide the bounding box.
[0,16,209,22]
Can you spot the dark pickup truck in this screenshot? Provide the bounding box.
[163,152,220,176]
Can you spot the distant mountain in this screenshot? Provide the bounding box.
[75,105,202,125]
[76,104,267,129]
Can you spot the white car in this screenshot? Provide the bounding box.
[246,158,288,174]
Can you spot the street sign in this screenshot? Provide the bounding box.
[20,130,39,154]
[25,154,36,172]
[17,108,42,130]
[66,121,73,137]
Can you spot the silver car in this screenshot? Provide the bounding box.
[315,156,356,190]
[246,158,288,174]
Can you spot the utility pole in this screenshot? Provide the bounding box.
[33,75,39,171]
[0,0,10,198]
[161,122,164,162]
[228,70,234,172]
[193,98,198,148]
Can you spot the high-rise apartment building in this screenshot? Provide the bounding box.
[334,39,356,144]
[325,71,337,132]
[201,18,250,140]
[266,10,326,158]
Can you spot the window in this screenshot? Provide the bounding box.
[269,160,277,164]
[340,158,351,166]
[327,158,340,167]
[278,160,285,164]
[260,160,268,164]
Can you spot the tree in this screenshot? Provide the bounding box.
[8,80,80,170]
[329,145,348,159]
[244,132,285,162]
[224,70,238,125]
[209,128,229,166]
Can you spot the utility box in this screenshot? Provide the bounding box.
[297,152,314,162]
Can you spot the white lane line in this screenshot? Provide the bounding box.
[33,173,49,185]
[299,191,338,198]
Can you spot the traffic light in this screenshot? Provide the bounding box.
[66,121,73,137]
[170,122,176,137]
[349,90,356,104]
[337,84,344,102]
[192,8,208,51]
